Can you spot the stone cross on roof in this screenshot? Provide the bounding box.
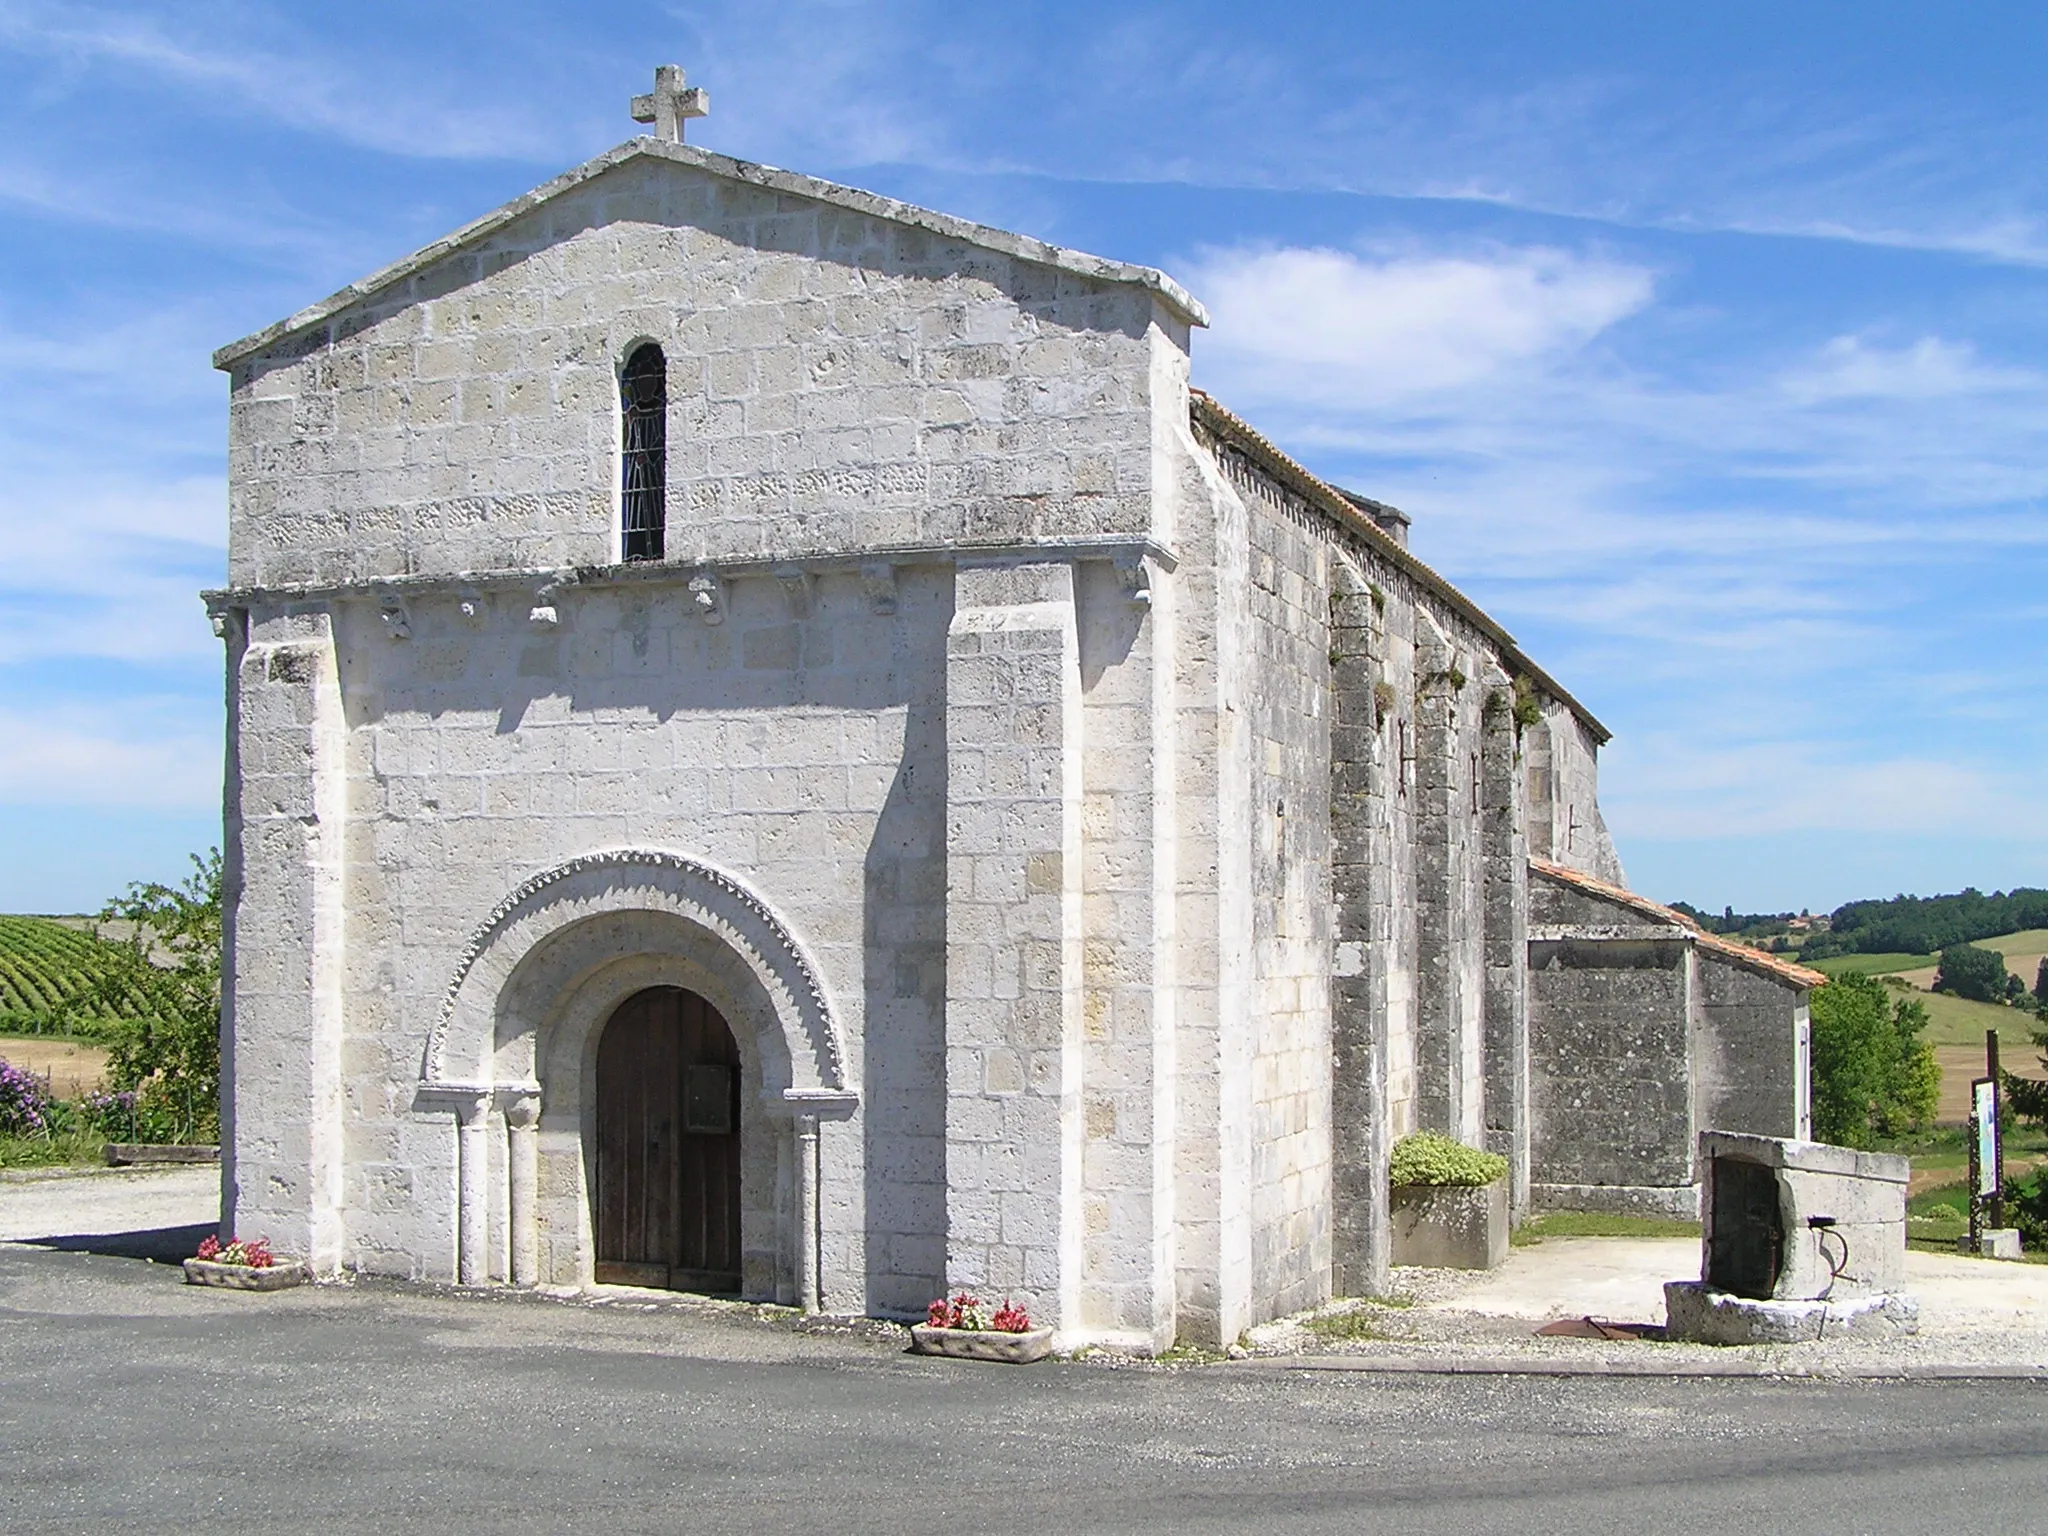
[631,64,710,144]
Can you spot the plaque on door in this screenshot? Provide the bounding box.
[684,1063,735,1134]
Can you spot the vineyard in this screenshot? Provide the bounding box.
[0,916,147,1038]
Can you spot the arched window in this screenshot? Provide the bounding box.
[620,343,667,562]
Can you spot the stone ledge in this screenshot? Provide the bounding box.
[1531,1182,1701,1220]
[103,1144,220,1167]
[1663,1280,1919,1345]
[1700,1130,1909,1186]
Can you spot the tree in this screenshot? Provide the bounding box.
[2034,956,2048,1012]
[56,850,222,1143]
[1808,974,1939,1147]
[1933,942,2010,1004]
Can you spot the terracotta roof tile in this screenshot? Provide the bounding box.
[1529,858,1827,989]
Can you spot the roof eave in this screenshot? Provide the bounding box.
[1188,390,1611,745]
[213,137,1209,371]
[1530,858,1827,989]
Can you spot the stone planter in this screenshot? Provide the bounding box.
[1390,1179,1509,1269]
[182,1258,311,1292]
[910,1324,1056,1364]
[105,1143,220,1166]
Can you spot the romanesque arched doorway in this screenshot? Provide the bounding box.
[593,986,742,1293]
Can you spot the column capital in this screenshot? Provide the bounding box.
[417,1083,494,1125]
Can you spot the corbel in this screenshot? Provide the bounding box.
[775,566,815,620]
[861,560,898,616]
[688,569,726,626]
[1113,550,1152,608]
[376,588,412,641]
[456,586,488,626]
[528,581,561,628]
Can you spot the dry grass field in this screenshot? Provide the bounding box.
[0,1035,109,1097]
[1891,927,2048,993]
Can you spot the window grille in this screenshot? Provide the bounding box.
[620,344,667,562]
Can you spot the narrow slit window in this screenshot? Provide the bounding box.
[620,343,667,562]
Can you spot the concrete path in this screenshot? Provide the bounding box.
[0,1165,217,1247]
[1417,1234,2048,1346]
[1422,1237,1696,1322]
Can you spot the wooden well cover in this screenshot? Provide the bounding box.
[594,986,742,1292]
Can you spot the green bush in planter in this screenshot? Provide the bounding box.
[1389,1132,1508,1189]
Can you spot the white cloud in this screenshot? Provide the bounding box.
[0,701,220,808]
[1182,244,1654,410]
[1602,736,2046,843]
[0,1,575,162]
[1781,335,2040,404]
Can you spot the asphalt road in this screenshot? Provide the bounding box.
[3,1239,2046,1534]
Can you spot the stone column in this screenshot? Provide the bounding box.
[1412,618,1460,1136]
[943,561,1084,1337]
[452,1089,493,1287]
[1480,673,1531,1218]
[794,1111,820,1313]
[1328,559,1391,1297]
[503,1089,541,1288]
[225,607,348,1276]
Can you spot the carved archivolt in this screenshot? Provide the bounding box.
[422,849,847,1093]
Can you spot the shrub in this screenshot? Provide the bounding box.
[2005,1169,2048,1250]
[1389,1131,1507,1188]
[1809,974,1939,1147]
[0,1060,52,1137]
[1934,943,2013,1004]
[2006,1071,2048,1131]
[57,851,223,1144]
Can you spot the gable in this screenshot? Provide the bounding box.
[219,142,1202,590]
[215,138,1205,371]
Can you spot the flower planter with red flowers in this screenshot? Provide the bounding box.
[182,1235,310,1292]
[910,1293,1054,1363]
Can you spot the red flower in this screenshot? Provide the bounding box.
[991,1299,1032,1333]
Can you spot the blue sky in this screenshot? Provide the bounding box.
[2,1,2046,915]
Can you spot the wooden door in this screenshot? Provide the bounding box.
[594,987,742,1292]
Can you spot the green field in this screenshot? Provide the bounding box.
[1915,989,2040,1050]
[1804,951,1935,978]
[0,915,141,1037]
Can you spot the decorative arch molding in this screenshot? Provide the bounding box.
[422,848,848,1096]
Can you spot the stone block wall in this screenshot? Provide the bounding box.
[1526,707,1626,886]
[1527,936,1696,1212]
[273,564,953,1305]
[1695,955,1811,1143]
[1241,481,1335,1325]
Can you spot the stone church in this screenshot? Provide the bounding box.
[207,68,1820,1348]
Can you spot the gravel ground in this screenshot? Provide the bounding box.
[4,1166,2043,1375]
[0,1164,217,1246]
[1233,1250,2048,1375]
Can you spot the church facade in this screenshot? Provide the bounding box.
[208,73,1816,1349]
